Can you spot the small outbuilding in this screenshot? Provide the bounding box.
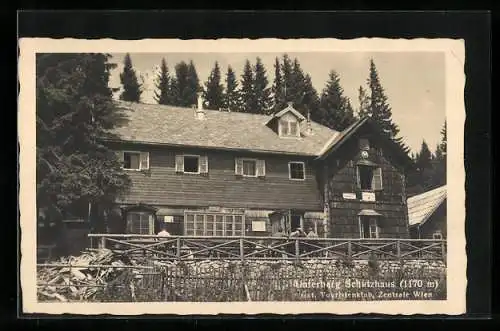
[407,185,447,239]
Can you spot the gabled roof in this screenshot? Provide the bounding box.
[407,185,447,227]
[316,117,370,158]
[264,102,307,126]
[109,101,337,156]
[315,116,414,169]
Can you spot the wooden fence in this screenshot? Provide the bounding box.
[88,234,447,262]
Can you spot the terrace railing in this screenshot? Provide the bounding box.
[88,234,447,262]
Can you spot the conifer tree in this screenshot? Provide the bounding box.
[187,60,201,105]
[253,57,273,114]
[173,60,200,107]
[173,61,189,106]
[154,58,170,105]
[224,65,241,111]
[290,58,306,106]
[203,61,224,110]
[357,85,370,118]
[410,140,435,192]
[168,76,179,106]
[37,53,131,231]
[119,53,142,102]
[273,55,319,117]
[432,121,447,186]
[314,70,356,131]
[281,54,294,104]
[301,73,320,119]
[365,59,410,154]
[416,140,432,172]
[272,57,286,112]
[240,59,255,113]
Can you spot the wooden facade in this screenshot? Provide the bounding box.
[318,123,411,239]
[106,101,414,240]
[107,142,324,237]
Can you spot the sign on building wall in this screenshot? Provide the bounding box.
[342,193,357,200]
[163,216,174,223]
[361,192,376,202]
[251,220,266,232]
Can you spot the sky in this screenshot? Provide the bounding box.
[108,52,445,154]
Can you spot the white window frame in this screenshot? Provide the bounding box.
[184,211,245,237]
[288,161,306,181]
[121,150,144,171]
[279,119,300,138]
[183,154,201,174]
[359,217,379,239]
[240,158,258,178]
[126,211,154,235]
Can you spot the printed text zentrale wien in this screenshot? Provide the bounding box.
[293,278,443,300]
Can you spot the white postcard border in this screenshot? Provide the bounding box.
[19,37,466,315]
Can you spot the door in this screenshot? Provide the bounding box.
[290,215,301,231]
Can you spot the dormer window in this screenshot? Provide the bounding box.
[266,103,306,138]
[280,119,299,137]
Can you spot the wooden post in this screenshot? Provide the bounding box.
[347,240,352,259]
[176,237,181,259]
[396,240,401,261]
[295,239,300,262]
[100,236,106,249]
[441,239,446,262]
[240,238,244,262]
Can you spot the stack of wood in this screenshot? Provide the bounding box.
[37,248,131,302]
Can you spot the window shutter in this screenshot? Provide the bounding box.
[140,152,149,170]
[372,167,383,190]
[356,166,361,189]
[116,151,124,168]
[256,159,266,177]
[148,214,154,235]
[175,155,184,173]
[200,156,209,174]
[235,158,243,175]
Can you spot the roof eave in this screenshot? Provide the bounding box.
[315,117,415,170]
[101,137,320,158]
[315,116,370,161]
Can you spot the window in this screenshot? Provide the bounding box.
[279,119,300,137]
[360,217,379,239]
[184,155,199,173]
[289,121,298,136]
[280,120,289,136]
[289,162,305,180]
[235,158,265,177]
[358,166,374,190]
[126,212,154,235]
[432,231,443,240]
[243,160,256,177]
[175,154,209,174]
[121,151,149,171]
[357,165,383,191]
[184,212,245,236]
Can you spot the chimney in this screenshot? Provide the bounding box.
[195,92,206,120]
[305,109,313,136]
